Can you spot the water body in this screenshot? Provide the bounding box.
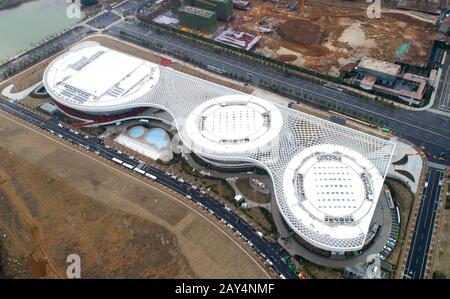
[0,0,83,61]
[145,128,170,150]
[129,126,145,138]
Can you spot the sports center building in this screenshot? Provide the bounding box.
[43,42,395,253]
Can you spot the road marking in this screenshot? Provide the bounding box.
[419,170,443,278]
[0,111,272,278]
[404,170,432,275]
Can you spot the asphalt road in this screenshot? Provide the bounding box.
[87,12,120,29]
[0,97,297,279]
[403,167,444,279]
[113,0,143,15]
[107,21,450,164]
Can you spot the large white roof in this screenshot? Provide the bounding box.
[43,42,396,252]
[185,95,283,154]
[43,43,159,108]
[283,144,383,247]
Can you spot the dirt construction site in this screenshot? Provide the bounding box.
[230,0,441,76]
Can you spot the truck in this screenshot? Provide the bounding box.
[139,119,149,123]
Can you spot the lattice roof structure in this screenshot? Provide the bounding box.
[44,43,395,252]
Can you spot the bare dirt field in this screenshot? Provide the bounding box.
[231,1,441,76]
[0,111,268,278]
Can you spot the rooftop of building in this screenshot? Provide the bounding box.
[357,57,401,77]
[282,144,383,246]
[43,43,160,108]
[179,5,216,17]
[185,94,283,154]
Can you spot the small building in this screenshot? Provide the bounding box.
[39,102,58,115]
[234,194,244,203]
[356,57,401,87]
[354,57,429,105]
[214,28,261,51]
[193,0,233,21]
[178,5,218,33]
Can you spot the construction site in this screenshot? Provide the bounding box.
[140,0,443,77]
[232,0,442,76]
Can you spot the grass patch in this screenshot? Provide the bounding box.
[300,258,343,279]
[384,179,414,267]
[81,126,105,137]
[243,207,277,236]
[395,169,415,183]
[178,159,235,201]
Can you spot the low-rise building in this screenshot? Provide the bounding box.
[354,57,431,105]
[39,102,59,115]
[356,57,401,88]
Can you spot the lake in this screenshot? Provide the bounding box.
[0,0,83,61]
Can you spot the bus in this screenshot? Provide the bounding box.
[123,163,134,169]
[133,167,146,175]
[145,173,157,180]
[324,82,344,92]
[329,110,377,129]
[206,65,225,75]
[112,157,123,164]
